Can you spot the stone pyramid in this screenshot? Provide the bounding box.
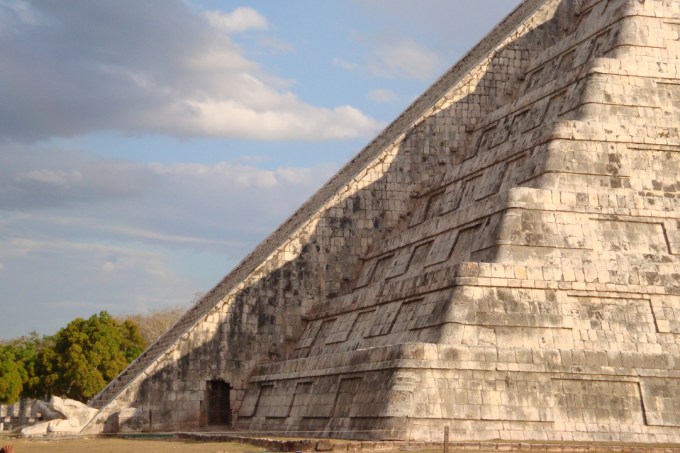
[85,0,680,443]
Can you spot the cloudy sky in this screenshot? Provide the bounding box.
[0,0,521,339]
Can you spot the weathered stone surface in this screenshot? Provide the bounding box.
[109,407,150,433]
[21,397,98,437]
[84,0,680,444]
[35,400,64,421]
[20,422,49,437]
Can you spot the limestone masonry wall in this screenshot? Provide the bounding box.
[88,0,680,444]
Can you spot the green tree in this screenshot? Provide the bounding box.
[46,311,147,402]
[0,346,23,403]
[0,333,51,403]
[26,345,58,400]
[12,333,55,400]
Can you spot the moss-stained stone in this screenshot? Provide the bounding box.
[84,0,680,443]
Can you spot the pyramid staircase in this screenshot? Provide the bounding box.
[87,0,680,443]
[89,294,222,408]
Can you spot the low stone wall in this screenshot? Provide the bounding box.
[176,433,680,453]
[0,399,41,432]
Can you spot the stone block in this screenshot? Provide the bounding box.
[85,0,680,445]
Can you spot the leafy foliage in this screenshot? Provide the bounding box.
[0,311,147,403]
[0,346,23,404]
[0,333,52,403]
[47,312,147,401]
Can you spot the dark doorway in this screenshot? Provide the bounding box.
[207,380,231,426]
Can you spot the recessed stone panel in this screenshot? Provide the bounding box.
[553,379,644,425]
[95,0,680,444]
[592,219,669,254]
[640,378,680,427]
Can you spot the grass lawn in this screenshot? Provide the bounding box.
[0,437,268,453]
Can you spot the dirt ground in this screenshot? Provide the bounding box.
[0,437,269,453]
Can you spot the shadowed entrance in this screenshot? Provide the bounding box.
[207,380,231,426]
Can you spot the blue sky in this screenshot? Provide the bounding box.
[0,0,521,339]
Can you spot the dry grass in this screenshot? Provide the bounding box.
[0,437,268,453]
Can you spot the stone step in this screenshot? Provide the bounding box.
[91,301,217,408]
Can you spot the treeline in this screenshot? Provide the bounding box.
[0,308,184,405]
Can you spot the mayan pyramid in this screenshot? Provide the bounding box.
[83,0,680,443]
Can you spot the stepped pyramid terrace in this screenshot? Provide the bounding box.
[79,0,680,443]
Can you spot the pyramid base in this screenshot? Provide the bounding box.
[236,340,680,443]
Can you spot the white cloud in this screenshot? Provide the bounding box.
[0,231,198,337]
[368,88,397,103]
[0,146,341,338]
[12,213,246,250]
[16,169,83,187]
[98,224,246,249]
[203,7,268,34]
[0,0,38,26]
[1,236,180,282]
[150,161,321,189]
[0,146,153,210]
[350,0,522,61]
[367,38,441,81]
[0,1,380,142]
[0,146,338,256]
[332,57,358,71]
[256,36,295,55]
[168,99,379,140]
